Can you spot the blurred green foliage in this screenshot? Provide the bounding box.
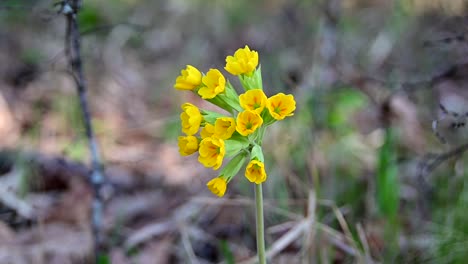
[219,240,235,264]
[427,155,468,263]
[20,48,43,65]
[0,0,29,23]
[16,152,34,198]
[78,5,106,33]
[377,128,399,219]
[97,254,110,264]
[327,88,367,132]
[163,115,182,141]
[377,127,400,260]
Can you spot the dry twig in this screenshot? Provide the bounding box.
[417,142,468,217]
[60,0,107,260]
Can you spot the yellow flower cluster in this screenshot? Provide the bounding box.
[174,45,296,197]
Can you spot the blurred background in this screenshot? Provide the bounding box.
[1,0,468,263]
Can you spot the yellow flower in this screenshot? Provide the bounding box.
[225,45,259,76]
[236,110,263,136]
[198,137,225,170]
[174,65,202,91]
[214,117,236,139]
[180,103,202,135]
[199,69,225,99]
[207,177,227,197]
[267,93,296,120]
[178,136,198,156]
[200,123,215,139]
[239,89,267,114]
[245,160,267,184]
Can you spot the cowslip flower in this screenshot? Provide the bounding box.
[180,103,202,135]
[175,46,296,264]
[267,93,296,120]
[200,123,215,139]
[178,135,198,156]
[239,89,267,114]
[174,65,202,91]
[207,177,227,197]
[236,110,263,136]
[198,137,225,170]
[245,160,267,184]
[199,69,225,99]
[214,117,236,139]
[225,45,258,76]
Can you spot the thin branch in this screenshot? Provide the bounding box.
[315,222,360,257]
[357,223,373,263]
[124,200,205,249]
[332,205,359,253]
[301,190,316,263]
[180,224,201,263]
[417,142,468,218]
[125,220,176,249]
[61,0,107,260]
[420,143,468,177]
[238,220,308,264]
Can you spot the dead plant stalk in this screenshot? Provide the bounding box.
[62,0,106,261]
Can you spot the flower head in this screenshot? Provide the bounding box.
[174,65,202,91]
[207,177,227,197]
[236,110,263,136]
[214,117,236,139]
[180,103,202,135]
[267,93,296,120]
[225,45,259,76]
[178,136,198,156]
[199,69,225,99]
[239,89,267,114]
[198,137,225,170]
[200,123,215,139]
[245,160,267,184]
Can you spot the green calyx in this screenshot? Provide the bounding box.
[201,110,226,124]
[220,151,248,182]
[204,82,242,114]
[225,133,251,157]
[239,66,263,91]
[250,144,265,163]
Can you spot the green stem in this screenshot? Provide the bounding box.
[255,183,266,264]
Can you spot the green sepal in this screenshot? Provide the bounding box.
[261,108,276,126]
[194,73,241,114]
[204,83,242,114]
[225,133,250,158]
[217,81,242,112]
[225,81,240,99]
[219,151,248,182]
[201,110,225,124]
[250,144,265,163]
[206,96,234,114]
[192,82,205,94]
[239,65,263,91]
